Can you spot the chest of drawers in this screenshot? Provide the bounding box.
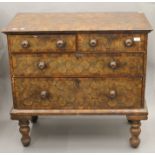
[3,13,152,148]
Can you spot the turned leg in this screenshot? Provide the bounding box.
[19,120,31,146]
[129,120,141,148]
[31,116,38,123]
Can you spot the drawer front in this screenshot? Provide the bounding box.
[78,33,146,52]
[13,78,142,109]
[12,53,144,77]
[8,34,76,53]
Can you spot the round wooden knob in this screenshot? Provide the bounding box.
[21,40,29,48]
[124,39,133,47]
[89,39,97,47]
[109,90,117,99]
[37,61,46,70]
[109,61,117,69]
[40,91,48,99]
[56,40,66,48]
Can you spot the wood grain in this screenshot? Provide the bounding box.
[8,33,147,53]
[19,120,31,146]
[10,102,148,117]
[3,12,151,147]
[8,34,76,53]
[13,77,143,109]
[2,13,152,33]
[129,120,141,148]
[78,33,146,52]
[12,53,144,77]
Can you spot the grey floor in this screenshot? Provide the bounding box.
[0,52,155,153]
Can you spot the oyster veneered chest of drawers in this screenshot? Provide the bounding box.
[3,13,152,148]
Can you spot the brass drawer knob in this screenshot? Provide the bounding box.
[109,61,117,69]
[89,39,97,47]
[124,39,133,47]
[40,91,48,99]
[56,40,66,48]
[21,40,29,48]
[38,61,46,70]
[109,90,117,99]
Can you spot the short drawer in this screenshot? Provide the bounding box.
[13,78,143,109]
[8,34,76,53]
[12,53,144,77]
[78,33,146,52]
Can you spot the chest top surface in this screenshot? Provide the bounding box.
[2,12,152,33]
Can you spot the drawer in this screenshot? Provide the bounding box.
[78,33,146,52]
[12,53,144,77]
[13,78,142,109]
[8,34,76,53]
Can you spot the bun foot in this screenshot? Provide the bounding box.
[21,137,31,147]
[31,116,38,123]
[130,137,140,148]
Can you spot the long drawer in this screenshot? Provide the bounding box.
[13,78,143,109]
[11,53,144,77]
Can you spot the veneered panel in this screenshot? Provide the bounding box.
[12,53,144,77]
[8,34,76,53]
[14,78,143,109]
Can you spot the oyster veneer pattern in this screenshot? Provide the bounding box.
[12,53,144,77]
[14,78,142,109]
[3,13,152,148]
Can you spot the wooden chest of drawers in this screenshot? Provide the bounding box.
[3,13,152,148]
